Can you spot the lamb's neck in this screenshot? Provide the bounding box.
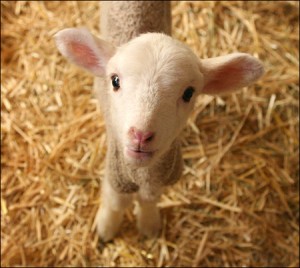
[100,1,171,46]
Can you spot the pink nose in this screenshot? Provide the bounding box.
[129,127,155,144]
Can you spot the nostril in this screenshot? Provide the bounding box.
[144,133,154,142]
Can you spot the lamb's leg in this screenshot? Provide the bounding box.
[96,177,133,242]
[136,187,162,238]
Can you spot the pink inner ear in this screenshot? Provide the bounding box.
[203,61,260,95]
[206,65,247,94]
[202,53,264,95]
[68,41,99,69]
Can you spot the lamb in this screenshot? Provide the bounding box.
[54,2,264,242]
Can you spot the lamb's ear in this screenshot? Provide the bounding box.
[200,53,264,95]
[54,28,115,76]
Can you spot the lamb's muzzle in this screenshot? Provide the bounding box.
[126,127,155,160]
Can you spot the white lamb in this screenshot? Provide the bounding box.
[55,27,264,242]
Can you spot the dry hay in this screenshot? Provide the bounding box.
[1,1,299,267]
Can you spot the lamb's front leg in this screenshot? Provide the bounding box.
[136,186,162,238]
[96,177,133,242]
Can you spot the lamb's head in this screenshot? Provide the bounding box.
[104,33,204,166]
[55,28,264,167]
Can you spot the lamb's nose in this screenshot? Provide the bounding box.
[129,127,155,144]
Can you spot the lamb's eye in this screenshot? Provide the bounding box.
[182,87,195,102]
[111,75,120,91]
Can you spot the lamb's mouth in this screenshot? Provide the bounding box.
[126,148,154,160]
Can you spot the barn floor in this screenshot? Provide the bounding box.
[1,1,299,267]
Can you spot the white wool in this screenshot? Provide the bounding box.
[55,12,264,241]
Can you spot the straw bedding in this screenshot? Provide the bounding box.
[1,1,299,267]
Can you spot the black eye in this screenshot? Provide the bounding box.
[111,75,120,91]
[182,87,195,102]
